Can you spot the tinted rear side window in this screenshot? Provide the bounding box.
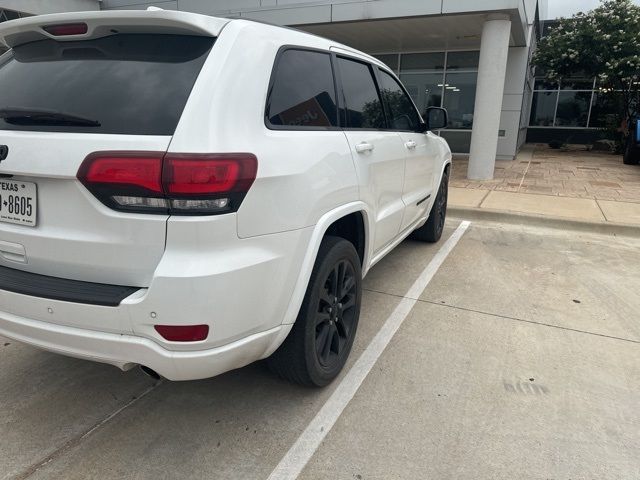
[337,57,385,130]
[0,34,214,135]
[267,49,338,128]
[377,70,421,131]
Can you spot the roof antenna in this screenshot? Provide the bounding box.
[146,6,164,11]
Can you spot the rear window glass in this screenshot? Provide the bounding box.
[267,49,338,129]
[0,34,214,135]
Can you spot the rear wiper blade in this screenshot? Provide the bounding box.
[0,107,101,127]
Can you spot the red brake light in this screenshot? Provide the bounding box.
[43,23,89,36]
[154,325,209,342]
[77,152,258,215]
[78,152,163,194]
[163,154,257,195]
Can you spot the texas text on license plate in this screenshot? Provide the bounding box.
[0,180,37,227]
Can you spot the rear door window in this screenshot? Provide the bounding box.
[337,57,385,130]
[0,34,214,135]
[377,70,421,131]
[266,49,338,129]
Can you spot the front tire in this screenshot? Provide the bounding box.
[412,168,449,243]
[267,236,362,387]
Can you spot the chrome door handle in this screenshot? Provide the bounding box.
[355,142,374,154]
[405,141,417,150]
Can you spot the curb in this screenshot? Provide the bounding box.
[448,206,640,239]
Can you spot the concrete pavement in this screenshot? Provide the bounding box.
[2,220,640,479]
[450,187,640,227]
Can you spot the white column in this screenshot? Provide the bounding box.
[468,14,512,180]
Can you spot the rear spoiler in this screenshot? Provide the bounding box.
[0,10,230,49]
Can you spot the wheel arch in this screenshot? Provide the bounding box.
[323,211,367,267]
[278,202,372,328]
[261,202,372,358]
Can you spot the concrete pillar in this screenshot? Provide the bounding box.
[468,14,512,180]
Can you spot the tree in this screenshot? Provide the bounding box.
[533,0,640,134]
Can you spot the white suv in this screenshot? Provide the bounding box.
[0,10,451,386]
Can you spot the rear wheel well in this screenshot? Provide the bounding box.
[324,212,366,266]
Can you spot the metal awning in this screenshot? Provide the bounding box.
[300,14,515,54]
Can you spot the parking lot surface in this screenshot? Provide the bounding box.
[2,219,640,480]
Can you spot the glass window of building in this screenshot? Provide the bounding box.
[400,53,445,71]
[374,54,399,72]
[560,78,595,90]
[396,52,480,130]
[590,92,624,128]
[380,50,481,149]
[446,51,480,70]
[534,78,558,90]
[530,91,558,126]
[399,72,445,116]
[555,91,592,127]
[443,72,478,129]
[529,21,621,131]
[440,131,472,152]
[528,73,623,129]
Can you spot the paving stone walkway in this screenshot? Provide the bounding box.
[449,144,640,227]
[451,144,640,204]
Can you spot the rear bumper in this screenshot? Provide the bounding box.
[0,309,285,381]
[0,216,313,380]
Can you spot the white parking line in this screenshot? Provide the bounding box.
[267,221,471,480]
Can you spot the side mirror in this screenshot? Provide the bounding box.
[425,107,448,131]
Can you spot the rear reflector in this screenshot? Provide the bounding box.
[43,23,89,36]
[154,325,209,342]
[77,152,257,216]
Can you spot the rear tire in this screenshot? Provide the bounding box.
[412,168,449,243]
[267,236,362,387]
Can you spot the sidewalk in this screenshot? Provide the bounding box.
[449,144,640,233]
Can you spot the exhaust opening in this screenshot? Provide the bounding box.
[139,365,161,380]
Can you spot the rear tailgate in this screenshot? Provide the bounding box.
[0,30,216,288]
[0,132,171,287]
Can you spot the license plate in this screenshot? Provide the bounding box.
[0,180,37,227]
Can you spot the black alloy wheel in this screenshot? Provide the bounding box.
[434,170,449,235]
[315,259,358,369]
[412,168,449,243]
[267,236,362,387]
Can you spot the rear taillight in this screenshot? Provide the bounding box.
[78,152,257,216]
[43,23,89,36]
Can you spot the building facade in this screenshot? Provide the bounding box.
[526,20,619,146]
[0,0,549,180]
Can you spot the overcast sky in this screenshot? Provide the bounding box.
[547,0,640,18]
